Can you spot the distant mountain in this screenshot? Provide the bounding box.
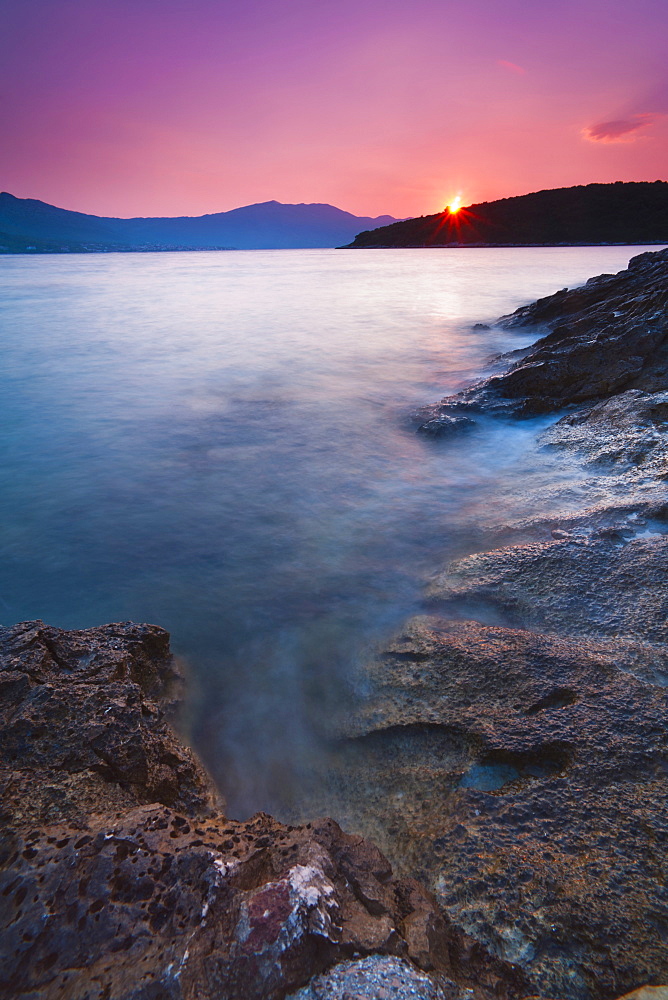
[343,181,668,248]
[0,194,399,252]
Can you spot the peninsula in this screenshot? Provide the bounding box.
[342,181,668,248]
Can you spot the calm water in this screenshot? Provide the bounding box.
[0,247,657,820]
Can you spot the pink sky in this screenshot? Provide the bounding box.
[1,0,667,219]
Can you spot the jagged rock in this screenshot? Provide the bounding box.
[0,620,218,829]
[541,389,668,477]
[417,247,668,421]
[311,616,668,1000]
[0,620,523,1000]
[0,802,446,1000]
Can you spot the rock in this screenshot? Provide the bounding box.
[0,803,440,1000]
[494,248,668,410]
[0,619,218,828]
[541,389,668,478]
[378,246,668,1000]
[286,954,463,999]
[426,532,668,642]
[312,616,668,1000]
[615,989,668,1000]
[417,414,477,438]
[419,247,668,421]
[0,619,521,1000]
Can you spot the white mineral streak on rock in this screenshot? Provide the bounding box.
[233,863,340,958]
[212,854,240,879]
[288,864,339,938]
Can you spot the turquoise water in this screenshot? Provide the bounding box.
[0,246,656,818]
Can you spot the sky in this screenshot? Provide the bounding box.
[1,0,667,219]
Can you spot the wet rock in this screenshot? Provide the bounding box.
[315,617,668,1000]
[426,532,668,642]
[421,247,668,420]
[0,620,513,1000]
[417,414,477,438]
[541,389,668,478]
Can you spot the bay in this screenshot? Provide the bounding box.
[0,246,657,820]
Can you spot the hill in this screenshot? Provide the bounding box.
[343,181,668,248]
[0,194,398,252]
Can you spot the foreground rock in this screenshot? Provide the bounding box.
[427,530,668,642]
[314,616,668,1000]
[286,954,459,999]
[415,247,668,431]
[0,620,525,1000]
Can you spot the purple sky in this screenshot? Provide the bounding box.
[1,0,667,218]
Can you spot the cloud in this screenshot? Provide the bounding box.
[582,112,662,142]
[497,60,526,76]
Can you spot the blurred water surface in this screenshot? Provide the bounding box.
[0,246,654,818]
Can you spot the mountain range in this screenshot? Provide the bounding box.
[5,182,668,254]
[343,181,668,247]
[0,194,399,252]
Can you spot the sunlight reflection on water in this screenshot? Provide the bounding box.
[0,246,655,819]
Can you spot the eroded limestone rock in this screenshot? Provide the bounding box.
[311,617,668,1000]
[0,620,523,1000]
[426,532,668,642]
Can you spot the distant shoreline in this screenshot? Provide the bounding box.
[3,240,668,255]
[339,240,668,249]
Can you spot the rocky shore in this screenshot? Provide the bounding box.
[0,621,525,1000]
[312,247,668,999]
[2,248,667,999]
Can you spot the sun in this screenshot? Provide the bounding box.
[447,195,462,214]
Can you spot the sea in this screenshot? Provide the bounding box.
[0,246,659,824]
